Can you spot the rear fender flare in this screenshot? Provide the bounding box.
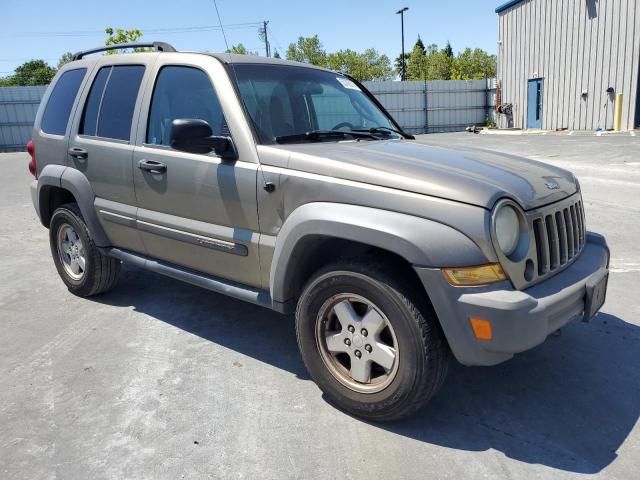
[37,165,110,247]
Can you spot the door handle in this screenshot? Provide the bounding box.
[68,147,88,159]
[137,159,167,174]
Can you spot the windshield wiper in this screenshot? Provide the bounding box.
[275,129,381,144]
[352,126,415,139]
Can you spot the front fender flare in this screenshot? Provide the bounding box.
[270,202,488,303]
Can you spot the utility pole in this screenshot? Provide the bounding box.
[262,20,270,57]
[396,7,409,80]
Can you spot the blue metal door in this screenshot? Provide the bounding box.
[527,79,543,128]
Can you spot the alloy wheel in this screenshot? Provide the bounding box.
[316,294,399,393]
[56,223,86,281]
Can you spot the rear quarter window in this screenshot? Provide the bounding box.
[41,68,87,135]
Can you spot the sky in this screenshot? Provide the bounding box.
[0,0,501,75]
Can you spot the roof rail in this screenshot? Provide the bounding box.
[71,41,176,61]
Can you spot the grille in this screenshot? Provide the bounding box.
[531,199,586,276]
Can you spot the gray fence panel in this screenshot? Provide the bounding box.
[0,86,47,152]
[0,80,497,151]
[364,79,496,134]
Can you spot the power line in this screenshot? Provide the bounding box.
[1,22,264,38]
[0,58,58,62]
[267,28,286,56]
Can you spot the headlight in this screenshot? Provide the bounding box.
[494,205,520,256]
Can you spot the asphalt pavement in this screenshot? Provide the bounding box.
[1,132,639,479]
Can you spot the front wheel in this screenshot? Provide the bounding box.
[296,259,450,421]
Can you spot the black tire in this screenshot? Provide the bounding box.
[296,258,450,421]
[49,203,120,297]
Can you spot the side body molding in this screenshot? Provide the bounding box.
[269,202,488,303]
[37,164,111,247]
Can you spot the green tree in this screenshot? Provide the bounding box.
[273,50,281,59]
[394,53,409,78]
[443,41,454,58]
[104,27,145,54]
[406,41,427,80]
[57,52,74,69]
[0,60,57,86]
[450,48,497,79]
[414,36,426,55]
[425,44,452,80]
[286,35,327,66]
[226,43,257,55]
[326,48,393,81]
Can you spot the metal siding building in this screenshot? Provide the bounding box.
[496,0,640,130]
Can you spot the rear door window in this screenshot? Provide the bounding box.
[80,67,110,137]
[41,68,87,135]
[80,65,145,141]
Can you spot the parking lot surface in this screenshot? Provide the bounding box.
[1,132,639,479]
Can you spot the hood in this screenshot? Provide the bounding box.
[266,139,577,210]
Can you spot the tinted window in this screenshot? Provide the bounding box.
[147,66,227,146]
[80,67,110,136]
[80,65,145,141]
[41,68,86,135]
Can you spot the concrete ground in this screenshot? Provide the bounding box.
[1,133,639,479]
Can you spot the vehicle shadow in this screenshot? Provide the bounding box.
[376,310,640,474]
[95,265,639,474]
[96,265,308,379]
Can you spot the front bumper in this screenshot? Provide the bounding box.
[415,232,610,366]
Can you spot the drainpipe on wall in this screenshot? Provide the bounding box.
[614,93,623,131]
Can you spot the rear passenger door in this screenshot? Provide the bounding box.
[68,58,154,254]
[132,56,261,287]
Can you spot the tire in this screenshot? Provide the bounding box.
[49,203,120,297]
[296,258,450,421]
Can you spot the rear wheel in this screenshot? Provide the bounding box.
[49,203,120,296]
[296,259,450,421]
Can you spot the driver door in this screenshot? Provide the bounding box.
[132,58,261,287]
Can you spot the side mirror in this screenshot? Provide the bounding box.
[170,118,237,159]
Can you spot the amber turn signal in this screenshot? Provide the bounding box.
[442,263,507,286]
[469,317,493,341]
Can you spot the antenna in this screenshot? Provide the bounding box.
[211,0,232,61]
[211,0,274,192]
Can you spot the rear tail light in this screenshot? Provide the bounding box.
[27,140,36,177]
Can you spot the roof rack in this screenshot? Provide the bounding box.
[71,41,176,61]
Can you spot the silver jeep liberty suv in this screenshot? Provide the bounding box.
[28,42,609,421]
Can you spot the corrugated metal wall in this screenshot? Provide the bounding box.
[497,0,640,130]
[0,86,46,152]
[364,79,496,134]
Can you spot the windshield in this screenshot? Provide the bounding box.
[231,64,397,144]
